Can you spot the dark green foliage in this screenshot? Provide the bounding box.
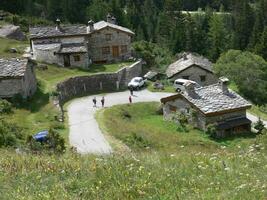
[214,50,267,105]
[254,118,266,134]
[125,132,151,149]
[0,99,12,114]
[27,128,66,153]
[0,119,24,148]
[132,41,173,71]
[206,123,217,137]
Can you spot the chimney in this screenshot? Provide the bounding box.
[55,18,61,31]
[111,16,116,24]
[183,52,188,60]
[107,13,112,23]
[87,20,94,33]
[219,77,229,94]
[184,82,198,98]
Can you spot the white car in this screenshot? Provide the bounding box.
[128,77,145,90]
[173,79,200,92]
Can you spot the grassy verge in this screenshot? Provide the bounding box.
[0,103,265,199]
[0,37,28,58]
[146,80,175,93]
[249,105,267,121]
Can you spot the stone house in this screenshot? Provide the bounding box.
[29,15,134,68]
[166,53,218,86]
[0,58,37,98]
[160,77,252,137]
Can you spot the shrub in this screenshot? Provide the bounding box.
[0,99,12,114]
[206,124,217,137]
[27,129,66,154]
[171,111,188,127]
[254,118,266,134]
[0,119,24,148]
[125,133,151,149]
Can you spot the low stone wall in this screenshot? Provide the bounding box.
[57,60,142,104]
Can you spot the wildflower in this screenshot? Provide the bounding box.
[224,167,230,171]
[180,145,184,148]
[170,154,175,157]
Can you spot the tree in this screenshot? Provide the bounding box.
[255,27,267,60]
[208,13,228,61]
[214,50,267,105]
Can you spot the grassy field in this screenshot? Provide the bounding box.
[0,37,28,58]
[0,102,266,199]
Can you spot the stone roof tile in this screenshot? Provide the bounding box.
[0,58,28,78]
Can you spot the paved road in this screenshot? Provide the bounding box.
[247,112,267,128]
[68,89,266,155]
[67,90,173,154]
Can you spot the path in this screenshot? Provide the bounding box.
[67,89,172,154]
[68,89,266,155]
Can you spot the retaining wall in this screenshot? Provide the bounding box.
[57,60,142,104]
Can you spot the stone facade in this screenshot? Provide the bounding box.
[0,59,37,98]
[169,65,218,86]
[166,53,218,86]
[29,16,134,69]
[57,60,142,104]
[88,27,132,63]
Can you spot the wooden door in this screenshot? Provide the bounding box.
[112,46,119,57]
[64,55,70,67]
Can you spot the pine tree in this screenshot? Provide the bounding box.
[208,14,227,61]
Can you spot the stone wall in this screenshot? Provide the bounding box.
[57,60,142,104]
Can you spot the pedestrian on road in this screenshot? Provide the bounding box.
[129,95,132,104]
[93,97,97,107]
[130,86,134,96]
[101,96,105,107]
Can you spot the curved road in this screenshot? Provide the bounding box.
[68,89,267,155]
[67,90,173,154]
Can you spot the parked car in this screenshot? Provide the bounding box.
[128,77,145,90]
[173,79,200,92]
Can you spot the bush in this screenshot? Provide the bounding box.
[125,133,151,149]
[0,99,12,114]
[0,119,24,148]
[171,111,188,127]
[27,129,66,154]
[206,124,217,137]
[254,118,266,134]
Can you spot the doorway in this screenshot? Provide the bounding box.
[112,46,119,57]
[63,55,70,67]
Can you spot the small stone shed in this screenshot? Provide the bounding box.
[0,58,37,98]
[160,78,252,137]
[166,53,217,86]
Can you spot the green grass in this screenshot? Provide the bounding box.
[0,37,28,58]
[0,102,266,199]
[146,80,175,93]
[249,105,267,121]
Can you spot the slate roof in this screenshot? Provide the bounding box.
[161,83,252,115]
[29,21,134,39]
[93,21,134,35]
[34,43,61,51]
[0,58,28,78]
[58,43,87,54]
[166,53,213,78]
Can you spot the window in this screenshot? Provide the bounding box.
[182,76,189,80]
[73,55,81,62]
[105,34,112,41]
[169,105,177,112]
[200,75,206,82]
[121,45,128,54]
[102,46,110,55]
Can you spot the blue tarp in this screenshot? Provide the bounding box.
[33,130,49,142]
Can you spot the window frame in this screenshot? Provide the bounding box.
[200,75,206,82]
[73,55,81,62]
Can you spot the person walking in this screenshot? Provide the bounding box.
[129,95,132,104]
[92,97,97,107]
[130,86,134,96]
[101,96,105,107]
